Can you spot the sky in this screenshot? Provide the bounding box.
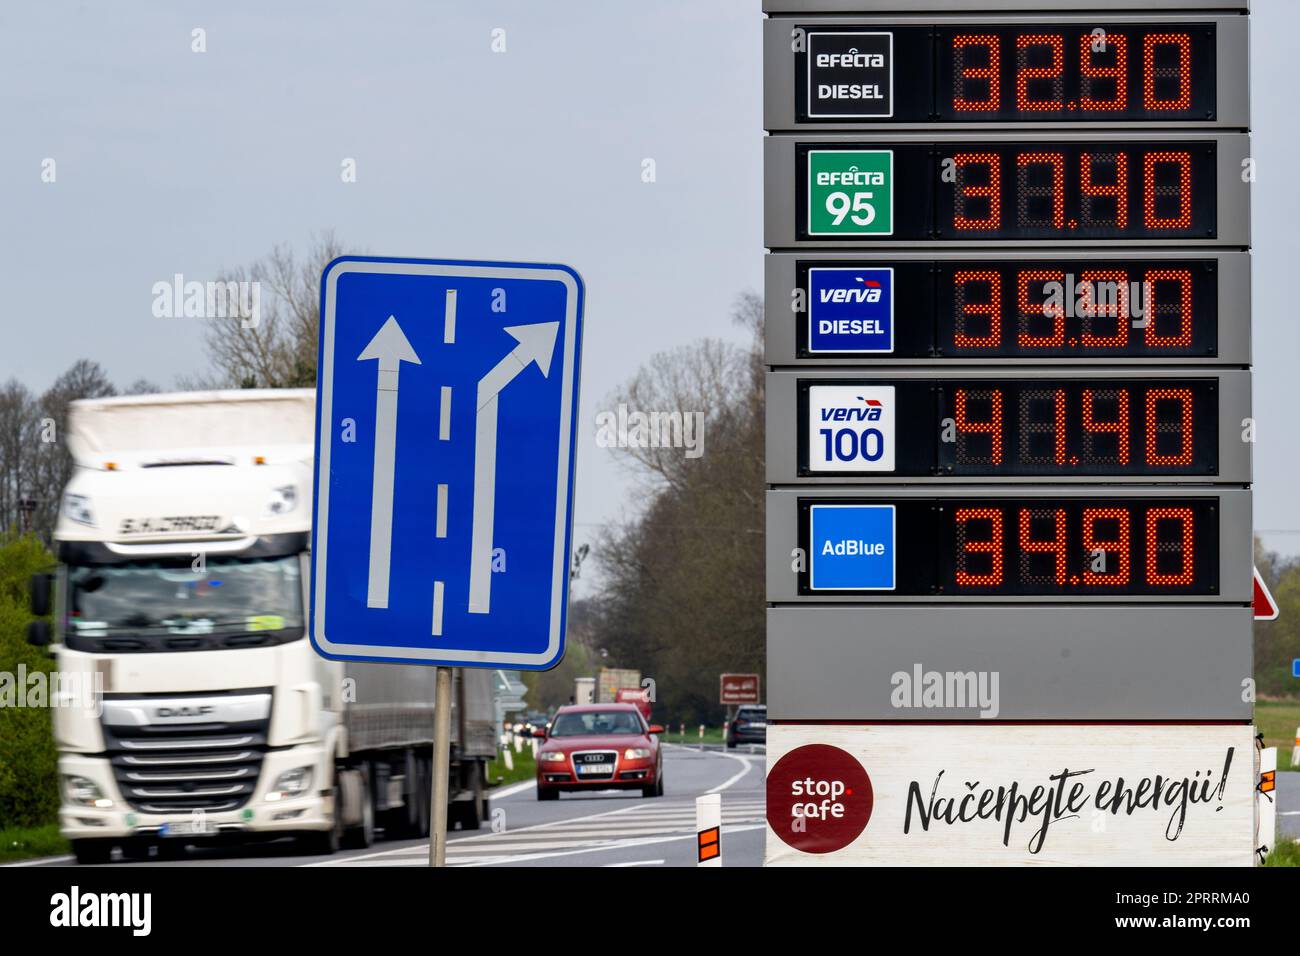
[1,0,1296,587]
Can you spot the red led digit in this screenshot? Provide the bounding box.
[952,153,1002,230]
[954,389,1004,465]
[1143,151,1193,230]
[1143,33,1192,112]
[1017,270,1065,348]
[1145,507,1195,586]
[1017,389,1066,466]
[1080,152,1129,230]
[1079,32,1127,111]
[1015,152,1065,230]
[953,34,1000,112]
[1018,508,1067,585]
[952,270,1002,348]
[955,508,1004,587]
[1015,34,1064,112]
[1081,388,1131,465]
[1144,388,1194,467]
[1078,270,1130,348]
[1143,269,1194,348]
[1082,507,1131,586]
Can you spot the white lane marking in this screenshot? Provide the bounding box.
[456,824,766,868]
[1,855,75,867]
[436,484,448,538]
[439,386,453,440]
[443,289,457,344]
[490,779,537,800]
[606,859,664,867]
[432,581,444,636]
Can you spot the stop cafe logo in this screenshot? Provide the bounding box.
[767,744,875,854]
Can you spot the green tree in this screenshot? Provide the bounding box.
[0,534,59,828]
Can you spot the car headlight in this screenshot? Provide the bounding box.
[64,774,112,808]
[538,752,567,763]
[263,484,298,517]
[623,748,652,760]
[266,766,313,801]
[63,494,95,527]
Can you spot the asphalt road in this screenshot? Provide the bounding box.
[20,743,767,868]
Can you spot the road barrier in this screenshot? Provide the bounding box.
[1292,728,1299,768]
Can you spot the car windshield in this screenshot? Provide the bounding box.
[66,554,303,641]
[549,710,643,737]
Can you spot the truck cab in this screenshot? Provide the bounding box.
[34,390,491,863]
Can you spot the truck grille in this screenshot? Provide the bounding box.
[100,692,272,814]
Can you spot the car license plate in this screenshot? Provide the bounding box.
[752,722,767,729]
[578,763,611,774]
[160,820,214,837]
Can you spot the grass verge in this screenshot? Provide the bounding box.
[0,824,67,863]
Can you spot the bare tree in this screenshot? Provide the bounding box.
[201,231,346,388]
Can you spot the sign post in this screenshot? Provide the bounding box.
[312,256,584,866]
[763,0,1256,864]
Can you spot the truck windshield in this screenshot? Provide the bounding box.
[65,554,304,649]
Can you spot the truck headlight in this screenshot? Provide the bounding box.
[62,494,95,527]
[64,774,112,808]
[266,766,313,801]
[263,484,298,517]
[623,748,652,760]
[538,752,567,763]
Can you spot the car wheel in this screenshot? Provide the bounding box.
[537,786,559,801]
[70,839,114,865]
[655,768,665,796]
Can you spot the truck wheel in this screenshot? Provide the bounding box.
[302,783,344,855]
[71,839,114,865]
[452,796,482,831]
[342,767,375,849]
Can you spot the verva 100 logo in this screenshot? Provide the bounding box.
[767,744,874,853]
[807,384,895,472]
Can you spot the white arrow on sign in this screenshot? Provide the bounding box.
[358,315,421,608]
[469,321,560,614]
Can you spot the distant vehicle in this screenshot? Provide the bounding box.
[535,704,665,800]
[520,712,550,736]
[726,705,767,748]
[615,687,652,721]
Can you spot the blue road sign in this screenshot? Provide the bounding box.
[1293,659,1300,679]
[310,257,584,668]
[809,504,895,591]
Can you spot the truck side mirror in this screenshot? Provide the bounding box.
[27,620,51,647]
[29,573,51,617]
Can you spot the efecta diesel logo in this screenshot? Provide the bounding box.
[807,149,893,236]
[807,384,895,473]
[808,267,893,353]
[767,744,874,854]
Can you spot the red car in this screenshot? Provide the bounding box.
[535,704,665,800]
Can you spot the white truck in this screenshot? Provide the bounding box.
[28,389,496,863]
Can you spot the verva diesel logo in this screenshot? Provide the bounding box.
[807,149,893,236]
[808,267,894,353]
[807,385,895,472]
[767,744,874,854]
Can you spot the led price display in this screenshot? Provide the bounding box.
[796,258,1217,358]
[938,142,1215,239]
[795,142,1219,241]
[798,497,1219,596]
[799,378,1217,477]
[938,25,1214,121]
